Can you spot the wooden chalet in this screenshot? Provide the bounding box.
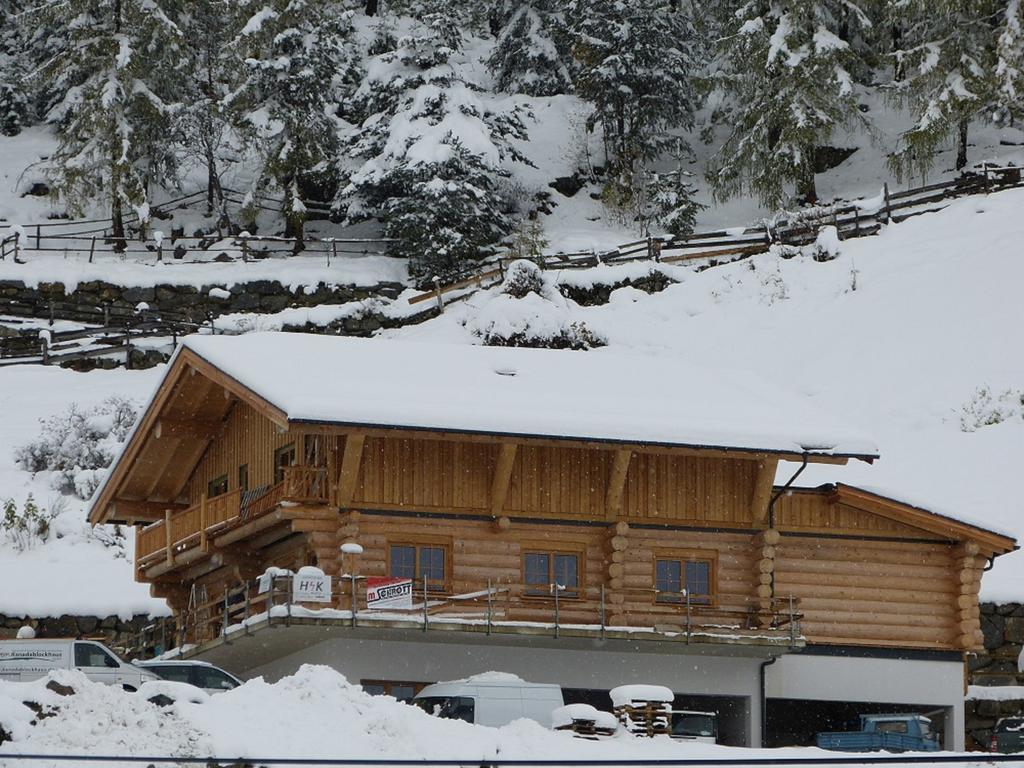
[89,333,1014,657]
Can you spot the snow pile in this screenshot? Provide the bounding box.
[966,685,1024,702]
[610,685,675,707]
[0,666,844,763]
[552,703,619,732]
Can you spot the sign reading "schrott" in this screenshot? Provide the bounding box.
[366,577,413,609]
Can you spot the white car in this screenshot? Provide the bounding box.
[0,639,159,690]
[133,659,242,694]
[414,675,564,728]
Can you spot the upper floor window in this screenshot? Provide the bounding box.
[207,474,228,498]
[273,443,296,484]
[654,551,714,605]
[389,542,448,592]
[524,549,580,599]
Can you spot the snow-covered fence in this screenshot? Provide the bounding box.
[412,165,1024,310]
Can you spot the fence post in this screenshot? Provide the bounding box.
[241,236,249,263]
[330,239,337,268]
[48,299,54,327]
[422,575,429,632]
[685,589,692,644]
[433,276,443,314]
[12,231,19,261]
[486,578,492,636]
[883,183,891,224]
[89,237,96,263]
[553,583,560,639]
[35,224,41,250]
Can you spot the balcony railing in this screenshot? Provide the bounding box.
[134,575,803,654]
[135,466,330,568]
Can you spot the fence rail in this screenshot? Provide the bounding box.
[410,165,1023,308]
[3,756,1023,765]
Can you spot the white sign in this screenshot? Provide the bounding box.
[292,572,332,603]
[366,577,413,609]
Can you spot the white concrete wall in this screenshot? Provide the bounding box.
[244,634,765,745]
[766,653,965,750]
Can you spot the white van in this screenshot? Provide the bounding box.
[133,659,242,695]
[0,639,160,690]
[413,674,564,728]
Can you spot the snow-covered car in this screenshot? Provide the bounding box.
[133,659,242,694]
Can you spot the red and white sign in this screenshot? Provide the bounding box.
[366,577,413,609]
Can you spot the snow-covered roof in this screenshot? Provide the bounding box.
[181,332,878,459]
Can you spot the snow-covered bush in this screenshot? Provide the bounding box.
[501,258,546,299]
[15,397,139,499]
[2,495,57,551]
[959,386,1024,432]
[467,260,606,350]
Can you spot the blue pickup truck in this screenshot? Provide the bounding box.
[816,714,940,752]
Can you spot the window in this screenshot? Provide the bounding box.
[654,552,715,605]
[192,666,239,691]
[361,679,428,702]
[524,550,580,598]
[416,695,475,723]
[207,474,228,498]
[74,642,119,669]
[875,720,909,735]
[389,542,448,592]
[273,443,296,483]
[146,665,191,683]
[303,434,326,467]
[238,464,248,494]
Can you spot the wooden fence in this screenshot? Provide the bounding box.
[408,165,1024,309]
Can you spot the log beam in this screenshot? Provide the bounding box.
[335,433,366,509]
[490,443,518,517]
[751,458,779,526]
[111,499,188,522]
[154,418,223,441]
[605,449,632,520]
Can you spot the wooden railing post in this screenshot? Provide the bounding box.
[164,510,172,566]
[199,493,208,552]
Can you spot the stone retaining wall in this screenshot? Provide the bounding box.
[966,602,1024,749]
[0,278,406,321]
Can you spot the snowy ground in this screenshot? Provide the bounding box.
[0,667,1001,766]
[0,365,166,619]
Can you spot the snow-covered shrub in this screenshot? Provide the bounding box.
[959,387,1024,432]
[501,257,546,299]
[15,397,139,499]
[809,225,841,262]
[1,495,57,551]
[467,262,606,350]
[488,1,572,97]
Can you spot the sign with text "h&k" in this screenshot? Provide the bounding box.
[292,572,332,603]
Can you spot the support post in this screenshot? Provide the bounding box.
[486,578,492,636]
[164,510,172,566]
[685,589,692,644]
[599,584,606,639]
[883,183,892,224]
[433,277,443,314]
[553,584,560,639]
[351,572,358,628]
[199,493,208,552]
[330,239,337,268]
[222,591,230,641]
[422,576,429,632]
[36,224,41,250]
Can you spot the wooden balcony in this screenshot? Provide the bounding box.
[135,466,330,574]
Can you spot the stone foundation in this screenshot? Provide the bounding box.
[0,613,152,650]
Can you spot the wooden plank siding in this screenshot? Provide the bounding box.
[773,489,945,539]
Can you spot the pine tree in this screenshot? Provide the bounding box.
[487,0,572,97]
[230,0,359,249]
[33,0,185,247]
[338,13,529,280]
[707,0,871,207]
[888,0,997,178]
[177,0,243,217]
[0,3,29,136]
[995,0,1024,125]
[568,0,699,217]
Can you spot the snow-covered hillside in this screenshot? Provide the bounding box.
[390,187,1024,601]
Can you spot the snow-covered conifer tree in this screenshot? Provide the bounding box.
[487,0,572,96]
[888,0,996,177]
[231,0,359,248]
[707,0,870,207]
[0,3,29,135]
[568,0,699,218]
[995,0,1024,125]
[338,13,529,280]
[34,0,184,246]
[177,0,244,216]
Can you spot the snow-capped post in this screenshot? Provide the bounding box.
[341,541,363,626]
[239,231,250,263]
[153,230,164,262]
[552,581,561,638]
[433,276,444,314]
